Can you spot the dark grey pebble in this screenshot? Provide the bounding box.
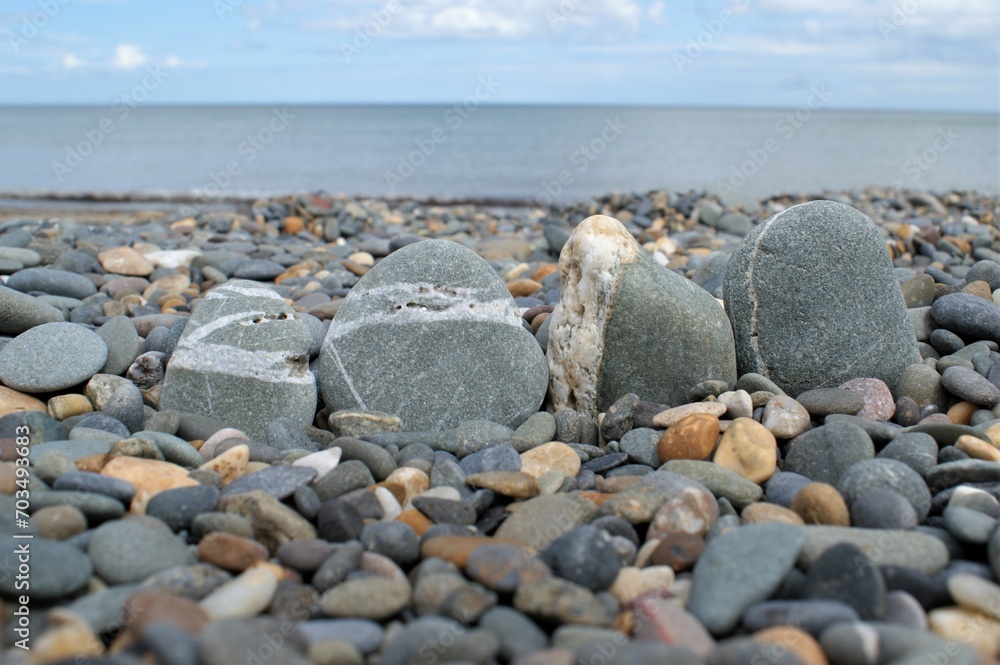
[74,412,131,439]
[742,599,859,636]
[459,444,521,475]
[96,315,141,376]
[312,542,363,592]
[199,618,310,665]
[103,382,145,433]
[803,542,886,620]
[412,496,477,526]
[88,520,192,585]
[53,471,136,502]
[221,465,316,500]
[581,452,629,474]
[0,536,92,601]
[795,388,865,417]
[877,432,938,478]
[360,522,420,568]
[265,417,319,453]
[316,499,364,543]
[276,538,335,573]
[940,365,1000,406]
[927,459,1000,492]
[784,421,874,486]
[295,618,384,653]
[294,485,321,521]
[334,438,396,482]
[540,525,621,592]
[764,471,813,508]
[837,458,932,520]
[931,292,1000,345]
[146,485,221,532]
[942,505,998,544]
[7,267,98,299]
[620,428,660,468]
[600,393,639,442]
[141,623,201,665]
[851,489,919,529]
[30,490,125,523]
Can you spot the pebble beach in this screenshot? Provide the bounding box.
[2,186,1000,665]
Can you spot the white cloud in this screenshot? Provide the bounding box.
[61,53,86,69]
[112,43,148,69]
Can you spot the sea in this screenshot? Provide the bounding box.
[1,105,997,204]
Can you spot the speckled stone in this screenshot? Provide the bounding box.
[319,240,547,431]
[723,201,919,395]
[162,280,317,440]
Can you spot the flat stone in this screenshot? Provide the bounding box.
[146,484,222,532]
[687,523,806,636]
[795,388,866,418]
[96,316,142,376]
[660,459,763,508]
[218,490,316,552]
[494,494,596,549]
[162,280,317,440]
[852,453,933,522]
[7,267,97,299]
[931,292,1000,345]
[88,519,192,585]
[548,215,735,417]
[0,284,64,336]
[723,200,919,395]
[799,526,950,574]
[466,470,539,498]
[0,322,107,392]
[320,577,411,620]
[928,459,1000,492]
[221,464,316,499]
[320,240,547,431]
[784,421,875,486]
[941,365,1000,406]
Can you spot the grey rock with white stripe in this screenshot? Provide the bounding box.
[161,280,316,440]
[318,239,548,431]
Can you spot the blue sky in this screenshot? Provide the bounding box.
[1,0,998,111]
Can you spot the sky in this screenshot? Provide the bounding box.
[1,0,998,112]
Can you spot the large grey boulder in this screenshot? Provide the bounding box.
[161,280,316,439]
[724,200,918,396]
[318,240,548,431]
[547,215,736,417]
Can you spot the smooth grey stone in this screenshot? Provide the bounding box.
[199,618,310,665]
[67,583,142,634]
[742,599,859,636]
[930,328,966,355]
[547,215,735,417]
[905,422,979,446]
[320,240,547,431]
[942,505,998,544]
[883,590,929,629]
[513,411,557,446]
[660,459,763,509]
[96,316,141,376]
[141,623,200,665]
[313,460,374,502]
[146,485,222,532]
[877,432,938,477]
[379,616,498,665]
[136,430,206,467]
[784,421,875,486]
[940,365,1000,406]
[103,382,145,433]
[191,511,255,540]
[53,471,136,502]
[162,280,317,440]
[360,522,420,568]
[0,321,107,392]
[30,490,125,522]
[0,283,64,335]
[823,414,904,445]
[7,267,97,299]
[851,489,919,530]
[140,562,233,601]
[901,274,936,308]
[837,459,931,521]
[0,410,68,443]
[735,372,785,395]
[687,523,806,636]
[540,525,621,592]
[88,520,192,585]
[478,606,548,662]
[620,428,661,468]
[600,392,640,441]
[459,444,521,475]
[822,622,980,665]
[895,362,948,411]
[803,542,886,620]
[295,619,384,653]
[75,412,130,438]
[221,465,316,500]
[795,388,865,417]
[799,526,950,575]
[335,437,396,481]
[931,292,1000,345]
[908,306,933,343]
[764,471,813,507]
[232,259,285,281]
[927,459,1000,492]
[724,201,919,396]
[28,438,111,463]
[0,536,92,601]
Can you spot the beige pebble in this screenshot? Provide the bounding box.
[98,246,154,276]
[199,427,249,459]
[741,502,805,526]
[791,483,851,527]
[948,573,1000,621]
[609,566,675,604]
[47,394,94,420]
[0,385,46,418]
[928,606,1000,656]
[718,390,753,419]
[466,471,540,499]
[100,456,198,514]
[762,395,811,438]
[199,444,249,485]
[955,435,1000,462]
[199,565,279,621]
[385,467,431,504]
[712,417,777,483]
[520,442,581,479]
[652,402,727,428]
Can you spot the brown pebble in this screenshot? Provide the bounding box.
[791,482,851,526]
[33,505,88,540]
[657,414,719,463]
[752,626,829,665]
[421,535,533,568]
[963,280,993,300]
[507,278,543,297]
[947,401,979,425]
[122,590,209,637]
[650,532,706,572]
[741,502,805,526]
[197,532,270,572]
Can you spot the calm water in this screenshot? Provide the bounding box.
[0,105,996,203]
